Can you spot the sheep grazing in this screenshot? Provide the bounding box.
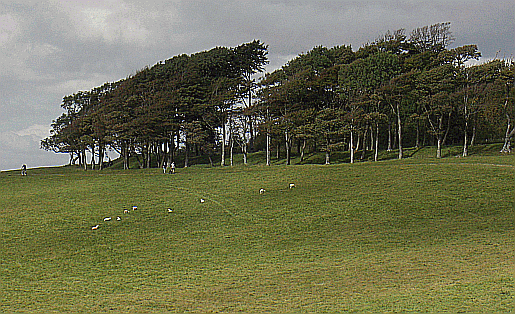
[104,217,112,221]
[168,208,173,213]
[132,206,138,211]
[200,199,205,203]
[91,225,99,230]
[116,217,121,221]
[259,188,266,194]
[289,183,295,189]
[124,209,129,214]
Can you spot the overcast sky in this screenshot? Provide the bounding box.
[1,0,513,171]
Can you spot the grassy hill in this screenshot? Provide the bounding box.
[1,146,515,312]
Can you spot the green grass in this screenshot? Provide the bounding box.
[1,146,515,312]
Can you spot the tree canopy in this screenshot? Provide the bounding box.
[42,23,515,169]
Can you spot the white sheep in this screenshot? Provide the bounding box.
[259,188,266,194]
[91,225,100,230]
[289,183,295,189]
[132,206,138,210]
[104,217,112,221]
[116,217,121,221]
[124,209,129,214]
[168,208,173,213]
[200,199,205,203]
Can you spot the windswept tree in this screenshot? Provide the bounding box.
[498,60,515,153]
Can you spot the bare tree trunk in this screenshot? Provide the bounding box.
[90,146,95,170]
[374,123,379,162]
[501,111,514,153]
[266,131,271,166]
[354,132,361,155]
[470,123,477,147]
[437,136,443,158]
[83,149,88,170]
[360,128,368,160]
[442,112,452,147]
[99,144,105,170]
[285,130,291,165]
[350,129,355,164]
[397,104,403,160]
[463,119,469,157]
[300,138,307,162]
[415,120,420,148]
[146,142,151,168]
[387,120,393,152]
[221,120,226,166]
[230,134,234,167]
[325,137,330,165]
[184,133,189,168]
[242,143,248,165]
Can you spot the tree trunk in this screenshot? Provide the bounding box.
[146,142,151,168]
[470,123,477,147]
[221,119,226,166]
[501,111,514,153]
[350,129,355,164]
[437,136,442,158]
[266,131,271,166]
[230,133,234,167]
[415,120,420,148]
[83,149,87,170]
[442,112,452,147]
[387,120,393,151]
[184,133,189,168]
[242,142,248,165]
[90,146,95,170]
[360,128,368,160]
[462,119,469,157]
[374,123,379,162]
[285,130,291,166]
[397,104,403,160]
[99,144,105,170]
[325,137,330,165]
[300,138,307,163]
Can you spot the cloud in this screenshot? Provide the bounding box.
[0,124,68,171]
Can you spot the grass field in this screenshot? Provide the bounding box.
[1,146,515,312]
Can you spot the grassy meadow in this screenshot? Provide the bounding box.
[1,146,515,312]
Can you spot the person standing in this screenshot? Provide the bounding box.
[170,162,176,174]
[21,164,27,176]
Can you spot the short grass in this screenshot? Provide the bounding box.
[1,147,515,312]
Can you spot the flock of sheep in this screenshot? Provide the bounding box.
[91,183,295,230]
[91,206,138,230]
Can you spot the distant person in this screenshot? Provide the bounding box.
[170,162,176,174]
[21,164,27,176]
[163,163,167,174]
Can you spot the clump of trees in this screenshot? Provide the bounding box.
[42,40,268,169]
[42,23,515,170]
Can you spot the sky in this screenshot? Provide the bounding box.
[0,0,514,171]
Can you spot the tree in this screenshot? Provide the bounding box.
[418,64,458,158]
[498,60,515,153]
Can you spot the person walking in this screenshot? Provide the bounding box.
[21,164,27,176]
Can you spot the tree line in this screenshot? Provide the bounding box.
[42,23,515,170]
